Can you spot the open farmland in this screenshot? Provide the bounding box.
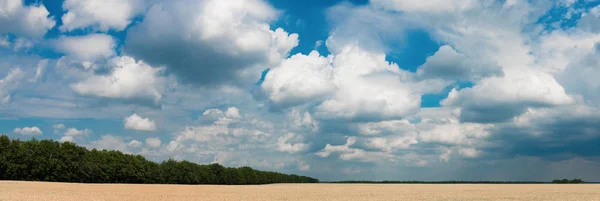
[1,181,599,201]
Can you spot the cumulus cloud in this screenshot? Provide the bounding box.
[276,133,308,153]
[128,140,142,148]
[488,105,600,161]
[313,45,421,121]
[52,34,116,62]
[13,126,42,135]
[261,51,336,107]
[552,32,600,106]
[158,106,298,169]
[263,45,422,121]
[167,107,247,153]
[124,0,299,86]
[124,113,157,131]
[89,135,129,153]
[60,127,92,142]
[459,147,480,158]
[578,5,600,33]
[145,137,161,148]
[0,0,56,37]
[315,136,395,163]
[64,128,92,136]
[61,0,146,32]
[416,45,503,81]
[442,69,574,123]
[70,56,165,104]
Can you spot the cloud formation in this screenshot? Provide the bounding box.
[0,0,55,37]
[60,127,92,142]
[13,126,42,135]
[61,0,146,32]
[52,34,116,62]
[124,0,298,86]
[124,113,157,131]
[70,56,165,104]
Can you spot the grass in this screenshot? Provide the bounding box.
[1,181,599,201]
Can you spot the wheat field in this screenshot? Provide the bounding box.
[1,181,599,201]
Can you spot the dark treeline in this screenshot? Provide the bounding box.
[552,179,585,184]
[326,180,547,184]
[0,135,319,184]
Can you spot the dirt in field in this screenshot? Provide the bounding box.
[1,181,599,201]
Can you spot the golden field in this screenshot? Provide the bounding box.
[1,181,599,201]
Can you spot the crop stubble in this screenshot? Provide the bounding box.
[1,181,599,201]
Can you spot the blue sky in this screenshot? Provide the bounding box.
[1,0,600,181]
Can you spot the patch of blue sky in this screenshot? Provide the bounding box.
[536,0,600,32]
[421,81,474,108]
[269,0,368,56]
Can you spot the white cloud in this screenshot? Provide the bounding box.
[416,45,502,81]
[418,120,492,145]
[224,107,241,119]
[298,160,310,171]
[578,5,600,33]
[316,136,395,163]
[261,51,336,107]
[59,127,92,143]
[70,56,165,104]
[89,135,129,152]
[442,69,574,122]
[263,44,422,121]
[145,137,161,148]
[459,147,480,158]
[313,45,421,121]
[0,68,24,104]
[53,34,116,62]
[60,135,74,142]
[276,133,308,153]
[124,113,157,131]
[64,128,92,136]
[168,107,249,152]
[124,0,299,86]
[128,140,142,148]
[13,126,42,135]
[0,0,56,37]
[61,0,146,32]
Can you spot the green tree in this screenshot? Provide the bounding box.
[0,135,319,185]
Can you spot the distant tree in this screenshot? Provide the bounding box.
[552,178,584,184]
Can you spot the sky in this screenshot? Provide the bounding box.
[1,0,600,182]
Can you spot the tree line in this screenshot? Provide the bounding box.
[0,135,319,184]
[552,179,584,184]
